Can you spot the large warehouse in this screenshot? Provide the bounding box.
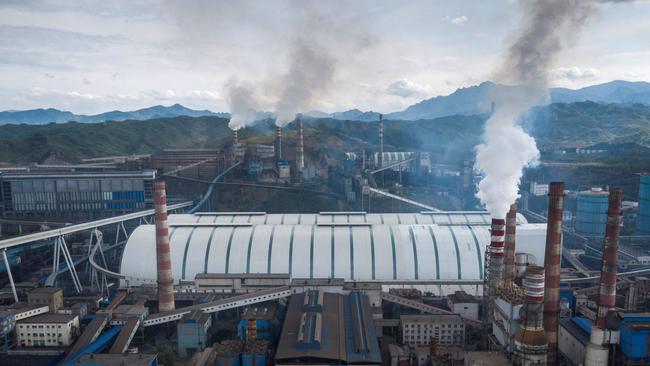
[119,211,548,289]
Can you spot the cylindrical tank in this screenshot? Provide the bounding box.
[637,175,650,235]
[575,188,609,236]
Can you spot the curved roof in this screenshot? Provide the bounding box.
[167,211,528,226]
[120,213,546,284]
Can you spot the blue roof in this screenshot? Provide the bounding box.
[620,313,650,323]
[572,317,593,334]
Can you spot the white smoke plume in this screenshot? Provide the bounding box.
[475,0,612,218]
[274,40,336,126]
[225,79,261,130]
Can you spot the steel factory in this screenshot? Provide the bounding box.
[0,116,648,366]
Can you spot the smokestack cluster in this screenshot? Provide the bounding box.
[486,218,506,322]
[504,204,518,282]
[595,188,622,328]
[378,114,384,168]
[514,265,548,364]
[153,180,175,312]
[296,115,304,174]
[543,182,564,366]
[232,129,239,146]
[275,126,283,161]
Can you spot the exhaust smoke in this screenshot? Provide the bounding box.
[474,0,614,219]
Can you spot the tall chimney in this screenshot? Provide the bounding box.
[378,114,384,168]
[232,129,239,145]
[595,187,622,328]
[276,126,283,161]
[153,180,175,312]
[514,265,548,364]
[504,204,517,282]
[543,182,565,366]
[486,218,505,323]
[584,188,622,366]
[296,114,304,174]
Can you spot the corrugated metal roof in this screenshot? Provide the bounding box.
[120,213,546,284]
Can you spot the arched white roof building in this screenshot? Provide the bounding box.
[120,212,547,286]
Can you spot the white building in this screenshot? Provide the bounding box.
[16,314,79,347]
[400,314,465,347]
[120,212,548,296]
[447,291,480,321]
[530,182,549,196]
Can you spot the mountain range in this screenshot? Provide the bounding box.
[0,104,228,125]
[2,80,650,125]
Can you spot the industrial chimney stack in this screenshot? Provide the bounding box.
[378,114,384,168]
[543,182,565,366]
[232,129,239,146]
[514,265,548,365]
[584,187,622,366]
[153,180,175,312]
[504,204,518,282]
[486,218,506,323]
[275,126,283,161]
[296,114,304,174]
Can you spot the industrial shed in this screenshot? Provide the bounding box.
[119,212,547,285]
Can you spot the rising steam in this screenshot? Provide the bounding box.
[226,79,261,130]
[274,40,336,126]
[475,0,612,218]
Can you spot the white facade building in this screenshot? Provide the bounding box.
[16,314,79,347]
[400,314,465,346]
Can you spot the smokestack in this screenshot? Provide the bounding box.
[296,114,304,174]
[153,180,175,312]
[486,218,505,323]
[504,204,517,282]
[514,265,548,364]
[378,114,384,168]
[596,187,622,327]
[276,126,283,161]
[232,129,239,145]
[543,182,564,366]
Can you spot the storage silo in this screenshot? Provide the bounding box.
[637,174,650,235]
[575,188,609,236]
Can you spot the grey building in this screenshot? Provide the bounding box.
[177,310,212,358]
[0,170,156,220]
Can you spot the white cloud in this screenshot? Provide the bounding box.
[552,66,599,81]
[442,15,468,26]
[386,79,431,98]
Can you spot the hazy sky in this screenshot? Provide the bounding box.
[1,0,649,114]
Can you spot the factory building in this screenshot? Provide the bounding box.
[0,169,156,220]
[400,314,465,347]
[16,313,79,347]
[177,310,212,358]
[275,291,381,365]
[637,174,650,235]
[119,212,547,294]
[574,188,609,236]
[28,287,63,312]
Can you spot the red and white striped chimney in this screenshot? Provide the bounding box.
[378,114,384,168]
[486,218,505,323]
[232,129,239,145]
[514,265,548,364]
[153,180,175,312]
[504,203,517,282]
[543,182,565,366]
[296,115,304,174]
[276,126,283,161]
[595,187,622,328]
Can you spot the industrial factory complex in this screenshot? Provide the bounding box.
[0,117,649,366]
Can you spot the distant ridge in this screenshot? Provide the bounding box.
[0,104,229,125]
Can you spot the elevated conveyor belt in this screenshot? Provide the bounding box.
[143,286,292,327]
[63,314,109,362]
[63,325,122,365]
[367,187,440,212]
[109,317,141,354]
[380,292,482,328]
[105,290,128,312]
